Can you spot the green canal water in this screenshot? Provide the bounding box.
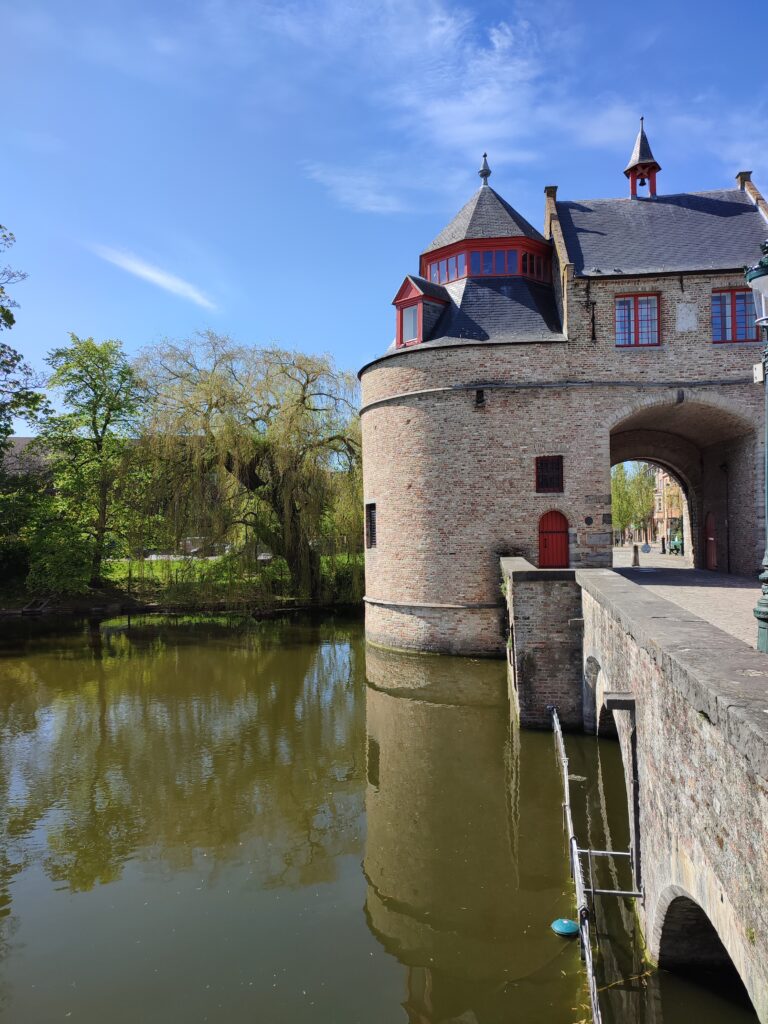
[0,613,757,1023]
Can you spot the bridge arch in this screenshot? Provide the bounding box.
[607,393,759,574]
[651,884,757,1014]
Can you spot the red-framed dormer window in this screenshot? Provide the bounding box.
[397,301,421,347]
[712,289,759,343]
[615,293,660,347]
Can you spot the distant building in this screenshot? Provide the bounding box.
[653,468,684,547]
[360,122,767,655]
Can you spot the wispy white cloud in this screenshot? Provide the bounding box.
[91,245,216,310]
[304,163,408,214]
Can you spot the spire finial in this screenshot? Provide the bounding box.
[478,152,491,185]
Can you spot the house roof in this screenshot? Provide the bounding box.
[397,274,451,303]
[425,277,564,345]
[424,185,546,253]
[556,189,768,277]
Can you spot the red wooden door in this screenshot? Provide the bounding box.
[705,512,717,570]
[539,511,569,568]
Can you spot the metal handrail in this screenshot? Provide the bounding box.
[550,706,603,1024]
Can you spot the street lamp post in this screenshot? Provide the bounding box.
[745,241,768,652]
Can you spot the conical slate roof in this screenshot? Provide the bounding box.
[423,185,545,253]
[624,118,661,175]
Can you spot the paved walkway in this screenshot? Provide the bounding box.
[611,545,761,649]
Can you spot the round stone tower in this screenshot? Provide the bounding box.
[359,158,566,656]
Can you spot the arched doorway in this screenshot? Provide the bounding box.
[609,397,759,575]
[705,511,718,570]
[538,511,569,568]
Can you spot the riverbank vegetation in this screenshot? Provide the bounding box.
[0,230,363,611]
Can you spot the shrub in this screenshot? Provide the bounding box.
[26,523,93,595]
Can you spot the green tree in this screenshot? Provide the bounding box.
[140,332,360,602]
[629,462,656,537]
[33,334,144,588]
[0,224,27,332]
[611,463,633,540]
[0,226,45,447]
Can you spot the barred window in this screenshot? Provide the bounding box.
[536,456,564,493]
[365,503,377,548]
[615,294,659,346]
[712,289,758,342]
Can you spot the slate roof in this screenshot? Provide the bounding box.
[424,185,546,253]
[425,277,564,345]
[556,189,768,277]
[403,274,450,302]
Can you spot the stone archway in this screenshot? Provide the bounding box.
[651,886,758,1015]
[608,394,759,574]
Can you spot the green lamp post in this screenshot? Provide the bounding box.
[746,241,768,652]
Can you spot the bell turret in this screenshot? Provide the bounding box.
[624,116,661,198]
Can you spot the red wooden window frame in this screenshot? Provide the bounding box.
[614,293,661,347]
[396,300,422,348]
[421,239,552,284]
[535,455,564,493]
[711,288,759,343]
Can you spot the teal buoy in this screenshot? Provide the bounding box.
[551,918,579,937]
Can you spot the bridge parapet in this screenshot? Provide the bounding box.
[583,571,768,1019]
[503,560,768,1018]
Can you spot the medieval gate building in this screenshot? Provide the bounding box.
[359,123,768,657]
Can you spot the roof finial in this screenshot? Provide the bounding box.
[478,152,491,186]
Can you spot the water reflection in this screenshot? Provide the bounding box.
[567,736,758,1023]
[0,614,374,1023]
[363,645,583,1023]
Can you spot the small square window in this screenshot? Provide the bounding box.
[507,250,518,274]
[470,251,481,275]
[536,456,564,493]
[365,503,377,548]
[482,251,493,274]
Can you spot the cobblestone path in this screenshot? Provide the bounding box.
[611,545,761,649]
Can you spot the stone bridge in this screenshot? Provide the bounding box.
[502,557,768,1020]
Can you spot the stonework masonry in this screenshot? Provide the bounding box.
[361,162,767,656]
[578,570,768,1021]
[500,560,768,1018]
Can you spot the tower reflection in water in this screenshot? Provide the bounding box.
[363,644,582,1024]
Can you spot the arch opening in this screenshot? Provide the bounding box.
[658,895,755,1012]
[611,459,694,566]
[609,398,759,575]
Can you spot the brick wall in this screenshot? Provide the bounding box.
[502,558,584,729]
[361,248,764,654]
[579,570,768,1020]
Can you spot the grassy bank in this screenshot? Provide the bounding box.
[0,553,365,615]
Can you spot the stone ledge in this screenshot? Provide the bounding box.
[501,556,576,583]
[577,568,768,782]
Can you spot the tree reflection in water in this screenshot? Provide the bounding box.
[0,614,365,903]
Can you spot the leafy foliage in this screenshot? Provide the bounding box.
[32,334,144,587]
[139,332,361,602]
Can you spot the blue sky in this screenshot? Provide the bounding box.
[4,0,767,396]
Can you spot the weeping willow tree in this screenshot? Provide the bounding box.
[139,331,361,602]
